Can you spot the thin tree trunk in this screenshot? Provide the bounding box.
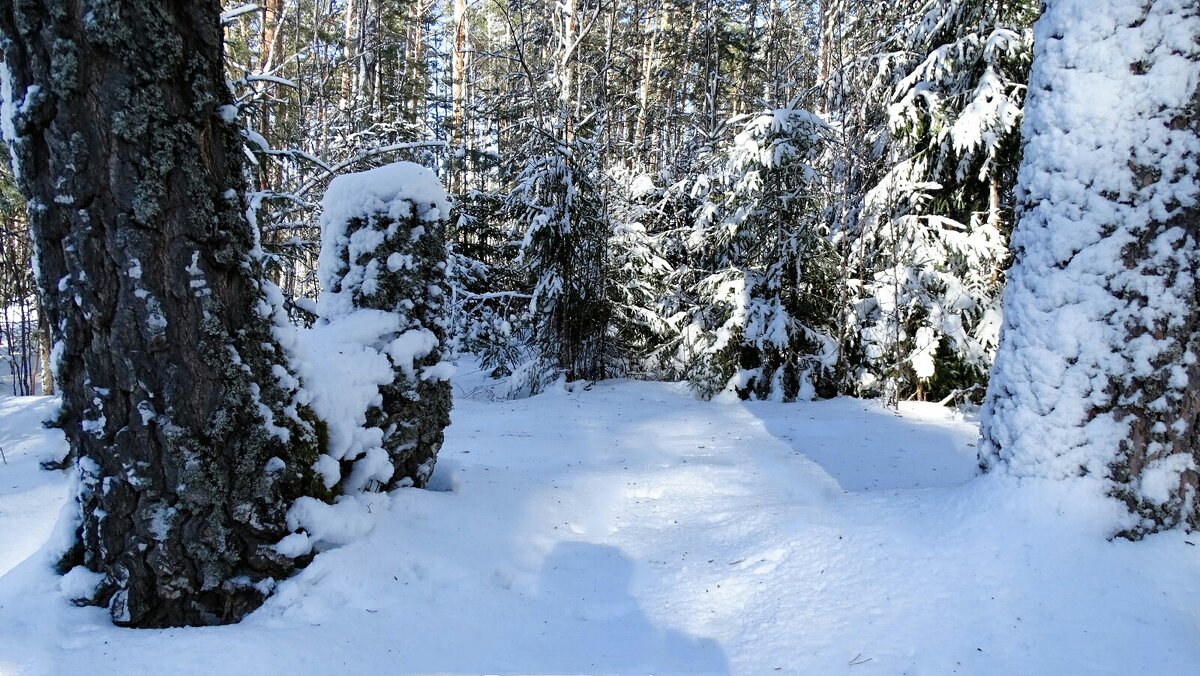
[451,0,468,192]
[632,2,663,156]
[817,0,832,115]
[410,0,426,122]
[37,298,53,396]
[560,0,578,143]
[340,0,358,111]
[259,0,285,147]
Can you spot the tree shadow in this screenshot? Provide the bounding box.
[740,398,980,492]
[533,541,729,674]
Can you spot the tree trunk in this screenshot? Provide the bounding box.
[632,2,663,156]
[37,297,53,396]
[559,0,578,143]
[339,0,359,112]
[409,0,426,122]
[450,0,468,193]
[1,0,327,626]
[816,0,831,115]
[979,0,1200,536]
[257,0,286,166]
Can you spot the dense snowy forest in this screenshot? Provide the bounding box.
[223,0,1033,405]
[0,0,1197,672]
[3,0,1038,404]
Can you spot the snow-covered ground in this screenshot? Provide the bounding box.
[1,366,1197,675]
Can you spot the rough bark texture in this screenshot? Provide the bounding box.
[1,0,326,626]
[1112,73,1200,535]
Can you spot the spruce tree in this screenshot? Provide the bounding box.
[507,132,612,387]
[683,107,838,401]
[849,0,1036,401]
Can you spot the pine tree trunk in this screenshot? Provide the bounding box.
[632,2,662,156]
[816,0,832,115]
[409,0,426,121]
[258,0,286,170]
[450,0,468,193]
[340,0,359,111]
[559,0,578,143]
[979,0,1199,535]
[1,0,326,625]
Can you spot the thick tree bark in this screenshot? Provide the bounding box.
[1,0,326,625]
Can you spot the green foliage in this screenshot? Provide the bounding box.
[676,107,839,401]
[844,0,1037,402]
[506,133,613,383]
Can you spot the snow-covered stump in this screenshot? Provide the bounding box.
[317,163,453,489]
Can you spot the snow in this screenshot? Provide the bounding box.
[0,397,67,576]
[421,360,456,382]
[385,328,438,378]
[290,309,399,466]
[1,62,24,180]
[58,566,104,603]
[911,325,937,380]
[317,161,449,316]
[215,104,238,124]
[2,367,1198,673]
[980,0,1200,502]
[285,493,390,551]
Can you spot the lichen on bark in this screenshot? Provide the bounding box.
[1,0,334,626]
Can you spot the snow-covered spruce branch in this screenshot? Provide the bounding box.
[220,3,259,24]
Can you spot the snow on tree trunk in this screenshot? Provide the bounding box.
[979,0,1200,536]
[316,162,453,489]
[0,0,329,626]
